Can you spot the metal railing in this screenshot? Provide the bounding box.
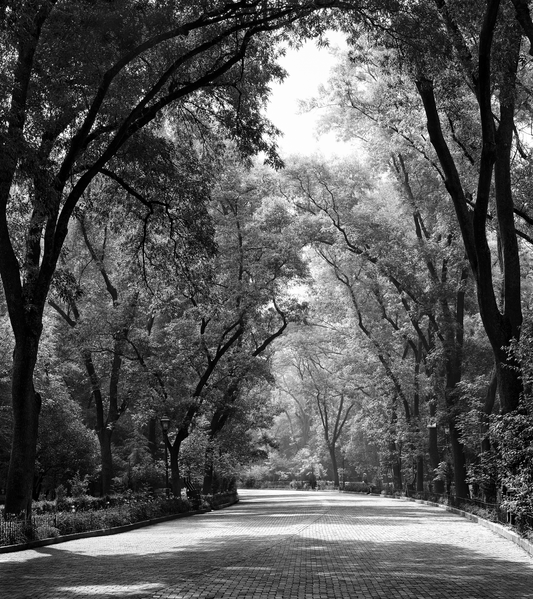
[404,489,533,531]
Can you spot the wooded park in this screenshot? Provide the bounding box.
[2,0,533,537]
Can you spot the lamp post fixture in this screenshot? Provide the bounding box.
[160,415,171,498]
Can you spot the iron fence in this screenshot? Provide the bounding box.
[0,512,62,546]
[404,489,533,531]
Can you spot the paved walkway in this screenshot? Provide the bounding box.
[1,490,533,598]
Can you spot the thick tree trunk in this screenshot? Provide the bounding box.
[445,387,469,498]
[98,428,114,496]
[391,452,403,491]
[449,422,469,499]
[428,428,444,494]
[5,337,42,516]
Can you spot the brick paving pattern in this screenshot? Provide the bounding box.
[1,490,532,598]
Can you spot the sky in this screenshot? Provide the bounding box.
[265,33,354,159]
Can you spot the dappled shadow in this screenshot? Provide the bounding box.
[1,491,532,599]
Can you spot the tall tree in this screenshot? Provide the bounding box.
[282,154,479,496]
[0,0,340,514]
[331,1,533,414]
[150,160,309,495]
[281,326,363,486]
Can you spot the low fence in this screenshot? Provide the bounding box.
[404,489,533,531]
[0,494,199,548]
[0,512,67,546]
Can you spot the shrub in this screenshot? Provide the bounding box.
[344,482,370,493]
[0,490,218,547]
[69,472,90,497]
[33,499,58,514]
[35,525,60,540]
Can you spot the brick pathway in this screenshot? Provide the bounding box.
[1,490,533,598]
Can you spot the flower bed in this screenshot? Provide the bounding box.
[0,490,237,548]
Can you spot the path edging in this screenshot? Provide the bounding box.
[385,494,533,557]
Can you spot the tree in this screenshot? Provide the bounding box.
[332,1,533,414]
[49,216,146,496]
[281,152,483,496]
[153,159,310,495]
[280,326,363,486]
[0,0,342,515]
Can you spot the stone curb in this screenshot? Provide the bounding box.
[384,494,533,558]
[0,497,239,555]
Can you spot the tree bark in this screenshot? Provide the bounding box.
[4,337,42,516]
[416,456,424,493]
[428,402,445,494]
[98,428,114,497]
[330,446,339,487]
[168,438,181,496]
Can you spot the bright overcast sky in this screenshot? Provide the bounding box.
[265,33,353,158]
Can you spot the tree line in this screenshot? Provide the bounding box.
[2,1,533,525]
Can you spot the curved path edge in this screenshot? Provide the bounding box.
[382,493,533,557]
[0,498,239,555]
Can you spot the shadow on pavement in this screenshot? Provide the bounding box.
[1,492,531,599]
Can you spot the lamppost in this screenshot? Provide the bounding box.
[160,415,170,498]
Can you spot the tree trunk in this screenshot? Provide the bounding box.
[416,20,523,415]
[391,450,403,491]
[449,422,469,499]
[330,446,339,487]
[169,440,181,496]
[4,336,42,516]
[445,395,469,499]
[481,368,498,502]
[428,427,444,494]
[416,455,424,493]
[98,428,114,496]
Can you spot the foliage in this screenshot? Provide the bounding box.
[1,493,190,546]
[0,0,344,514]
[343,482,374,493]
[0,488,239,547]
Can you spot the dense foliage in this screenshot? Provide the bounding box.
[2,0,533,537]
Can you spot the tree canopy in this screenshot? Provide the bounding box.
[4,0,533,529]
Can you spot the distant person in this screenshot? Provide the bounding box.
[308,472,317,490]
[363,472,371,494]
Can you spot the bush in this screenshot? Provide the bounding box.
[344,482,371,493]
[0,490,222,547]
[33,499,58,514]
[69,472,90,497]
[35,525,60,540]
